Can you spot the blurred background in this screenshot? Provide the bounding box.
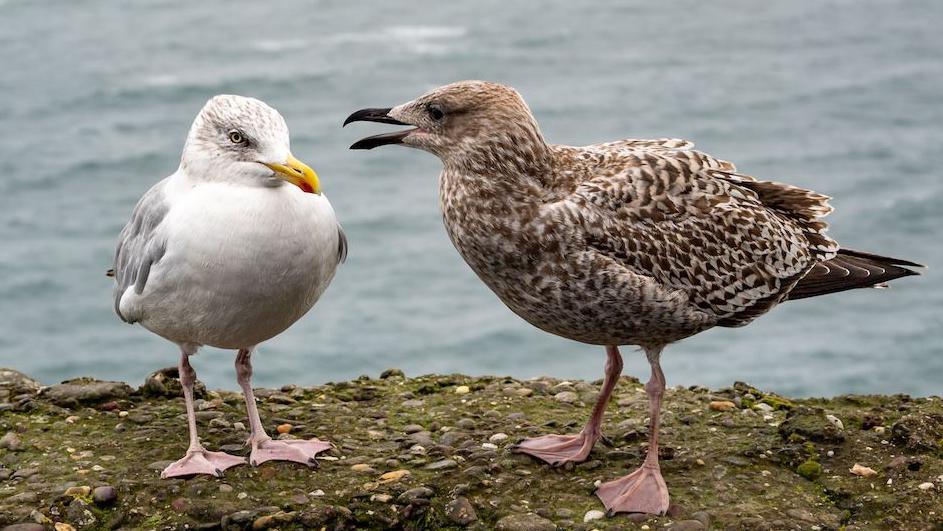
[0,0,940,396]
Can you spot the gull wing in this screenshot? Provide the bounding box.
[547,140,837,326]
[112,178,170,323]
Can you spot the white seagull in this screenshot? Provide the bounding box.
[111,95,347,478]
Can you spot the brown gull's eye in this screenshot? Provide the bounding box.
[428,105,444,121]
[228,130,246,144]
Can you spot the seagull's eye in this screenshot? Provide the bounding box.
[428,105,444,121]
[228,130,246,144]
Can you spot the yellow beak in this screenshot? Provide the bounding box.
[264,154,321,194]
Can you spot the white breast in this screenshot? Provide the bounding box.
[123,177,341,349]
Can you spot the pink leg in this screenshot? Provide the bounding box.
[235,349,331,467]
[161,348,246,478]
[595,345,670,515]
[512,345,623,465]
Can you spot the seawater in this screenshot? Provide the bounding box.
[0,0,940,396]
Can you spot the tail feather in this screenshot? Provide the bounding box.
[786,248,923,301]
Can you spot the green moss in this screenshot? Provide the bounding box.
[760,395,797,411]
[797,459,823,481]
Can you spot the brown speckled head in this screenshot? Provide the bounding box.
[349,81,551,176]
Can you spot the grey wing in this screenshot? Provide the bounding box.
[550,143,838,326]
[336,224,349,264]
[112,179,170,323]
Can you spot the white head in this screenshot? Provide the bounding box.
[180,95,321,194]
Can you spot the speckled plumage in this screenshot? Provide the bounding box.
[346,81,921,514]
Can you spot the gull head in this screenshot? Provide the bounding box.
[181,94,321,194]
[344,81,546,167]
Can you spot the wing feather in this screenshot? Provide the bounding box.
[548,141,837,326]
[112,179,170,323]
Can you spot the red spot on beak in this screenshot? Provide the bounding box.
[299,182,314,194]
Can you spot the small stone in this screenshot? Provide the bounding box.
[918,482,934,490]
[826,414,844,430]
[670,521,706,531]
[515,388,533,397]
[219,484,234,493]
[54,524,77,531]
[379,368,405,379]
[92,485,117,506]
[12,524,45,531]
[495,513,557,531]
[850,463,878,477]
[379,469,410,483]
[232,421,247,431]
[425,458,458,470]
[874,426,886,434]
[65,485,91,497]
[446,496,478,525]
[402,399,425,408]
[404,424,424,434]
[371,493,393,503]
[709,400,736,412]
[309,489,325,496]
[456,418,476,429]
[754,402,774,412]
[583,509,605,522]
[276,423,293,434]
[0,431,22,451]
[351,463,375,473]
[489,433,509,443]
[209,417,231,429]
[454,385,470,394]
[482,442,498,449]
[554,391,578,404]
[397,487,434,503]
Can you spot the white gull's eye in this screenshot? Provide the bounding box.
[228,130,246,144]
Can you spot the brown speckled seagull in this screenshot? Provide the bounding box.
[344,81,922,515]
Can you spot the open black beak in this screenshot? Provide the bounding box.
[344,107,414,150]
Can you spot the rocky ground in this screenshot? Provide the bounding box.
[0,366,941,530]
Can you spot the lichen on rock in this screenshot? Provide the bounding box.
[1,368,941,529]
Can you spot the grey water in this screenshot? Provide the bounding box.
[0,0,940,397]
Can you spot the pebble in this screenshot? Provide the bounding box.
[826,414,844,430]
[446,496,478,525]
[309,489,325,496]
[397,487,434,503]
[709,400,736,412]
[515,388,533,397]
[92,485,117,506]
[404,424,424,434]
[378,469,410,483]
[489,433,509,443]
[350,463,375,473]
[918,482,934,490]
[583,509,605,522]
[5,525,44,531]
[753,402,774,412]
[495,513,557,531]
[276,423,293,434]
[54,524,76,531]
[425,458,458,470]
[670,521,706,531]
[0,431,22,451]
[482,442,498,450]
[219,484,234,493]
[554,391,578,404]
[233,421,246,431]
[402,399,425,408]
[371,493,393,503]
[850,463,878,477]
[454,385,470,394]
[64,485,91,497]
[209,417,230,429]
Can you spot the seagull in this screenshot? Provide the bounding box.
[112,95,347,478]
[344,81,922,515]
